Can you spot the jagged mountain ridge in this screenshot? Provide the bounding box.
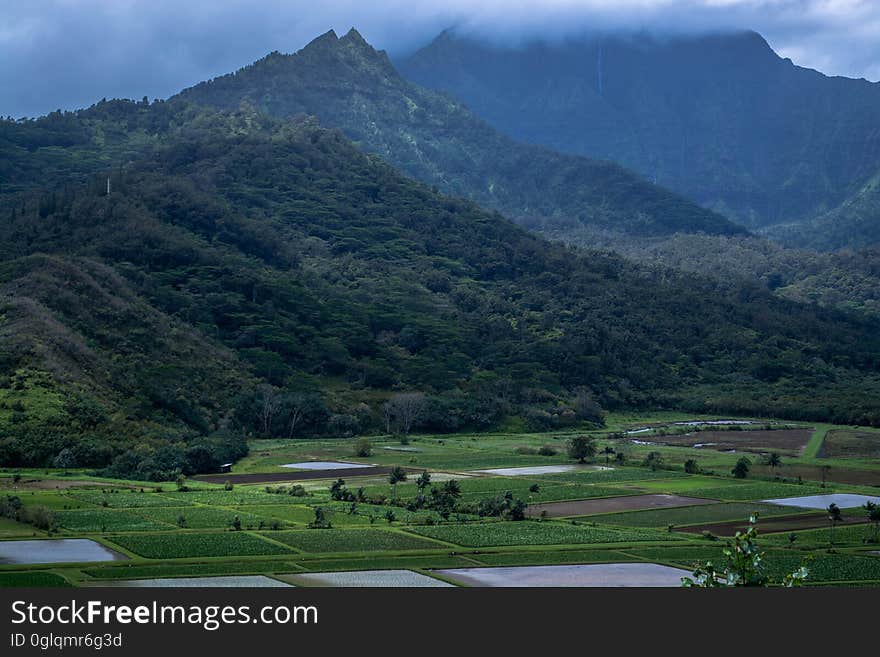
[174,28,745,239]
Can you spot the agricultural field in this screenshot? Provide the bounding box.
[107,532,294,559]
[651,429,814,455]
[54,509,171,533]
[2,412,880,587]
[589,502,795,528]
[405,521,685,547]
[527,494,717,518]
[821,430,880,459]
[265,529,445,553]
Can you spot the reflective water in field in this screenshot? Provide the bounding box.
[473,465,611,476]
[763,493,880,510]
[435,563,691,587]
[288,569,452,587]
[0,539,126,565]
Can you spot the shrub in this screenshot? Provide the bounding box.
[288,485,308,497]
[353,437,372,457]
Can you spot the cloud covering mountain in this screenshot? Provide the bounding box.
[2,1,879,118]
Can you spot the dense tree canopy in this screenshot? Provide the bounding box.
[1,98,879,480]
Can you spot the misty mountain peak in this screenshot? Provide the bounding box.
[297,26,396,78]
[341,27,368,46]
[303,29,339,50]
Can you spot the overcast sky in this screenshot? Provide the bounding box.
[2,0,879,118]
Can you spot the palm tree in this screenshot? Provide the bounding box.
[765,453,782,477]
[827,503,842,545]
[388,466,408,502]
[601,446,615,465]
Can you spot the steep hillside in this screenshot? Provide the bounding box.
[0,253,251,474]
[173,29,744,239]
[765,170,880,251]
[600,235,880,318]
[2,105,878,480]
[400,30,880,245]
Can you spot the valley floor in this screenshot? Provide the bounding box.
[2,412,880,588]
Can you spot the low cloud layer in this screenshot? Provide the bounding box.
[2,1,879,118]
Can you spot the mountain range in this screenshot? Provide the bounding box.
[1,28,879,479]
[175,29,743,241]
[400,29,880,251]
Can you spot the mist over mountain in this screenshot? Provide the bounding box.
[400,29,880,250]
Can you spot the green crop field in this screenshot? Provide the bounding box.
[405,521,685,547]
[2,413,880,587]
[541,468,686,485]
[232,504,369,526]
[264,529,445,553]
[131,507,272,530]
[686,482,827,501]
[82,561,304,581]
[106,532,294,559]
[55,509,172,533]
[159,489,317,506]
[588,503,797,528]
[68,491,193,508]
[0,572,72,587]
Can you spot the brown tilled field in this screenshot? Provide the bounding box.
[193,466,410,485]
[750,463,880,486]
[820,430,880,459]
[653,429,813,455]
[527,494,718,518]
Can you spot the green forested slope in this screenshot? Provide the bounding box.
[1,104,878,481]
[400,29,880,246]
[174,29,744,239]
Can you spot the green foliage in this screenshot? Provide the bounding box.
[681,515,809,587]
[591,503,791,528]
[0,572,71,587]
[408,520,683,547]
[108,531,292,558]
[686,482,825,501]
[0,494,56,531]
[68,491,193,509]
[643,451,665,471]
[264,528,442,553]
[54,509,169,533]
[135,506,268,530]
[178,30,742,240]
[308,507,332,529]
[401,31,880,249]
[0,37,879,484]
[567,436,597,463]
[731,457,752,479]
[353,437,372,457]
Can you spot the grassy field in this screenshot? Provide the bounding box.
[587,502,799,528]
[264,529,445,553]
[2,411,880,587]
[106,532,294,559]
[405,521,685,547]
